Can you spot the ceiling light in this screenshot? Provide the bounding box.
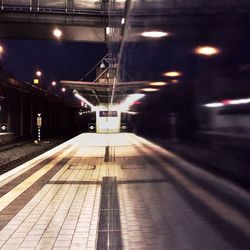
[106,27,112,36]
[51,81,56,86]
[141,31,168,38]
[204,102,224,108]
[62,87,66,92]
[228,98,250,105]
[53,28,62,39]
[100,61,106,69]
[163,71,182,77]
[141,88,159,92]
[149,82,167,86]
[118,94,145,112]
[74,91,94,110]
[195,46,220,56]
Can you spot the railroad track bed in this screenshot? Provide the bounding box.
[0,139,64,175]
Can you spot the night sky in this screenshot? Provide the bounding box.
[0,39,107,87]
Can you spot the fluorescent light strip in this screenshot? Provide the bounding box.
[204,103,224,108]
[118,94,145,112]
[74,93,94,109]
[204,97,250,108]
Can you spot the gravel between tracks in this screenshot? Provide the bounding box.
[0,139,64,168]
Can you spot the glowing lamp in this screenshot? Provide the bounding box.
[149,82,167,86]
[163,71,182,77]
[141,31,168,38]
[141,88,159,92]
[53,28,62,39]
[36,70,42,77]
[195,46,220,56]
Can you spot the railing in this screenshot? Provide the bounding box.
[0,0,124,13]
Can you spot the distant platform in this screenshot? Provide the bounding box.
[0,132,15,144]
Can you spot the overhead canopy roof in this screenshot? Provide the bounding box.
[60,80,149,105]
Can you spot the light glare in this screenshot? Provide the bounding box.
[149,82,167,86]
[163,71,182,77]
[229,98,250,105]
[36,70,42,77]
[118,94,145,112]
[204,97,250,108]
[0,46,3,53]
[106,27,111,35]
[204,103,224,108]
[141,31,168,38]
[52,81,56,86]
[141,88,159,92]
[195,46,220,56]
[53,28,62,38]
[73,90,94,110]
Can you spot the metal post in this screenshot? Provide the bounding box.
[38,126,41,142]
[37,113,42,143]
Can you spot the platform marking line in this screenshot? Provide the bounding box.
[0,147,76,213]
[0,147,74,199]
[0,148,80,232]
[0,156,95,248]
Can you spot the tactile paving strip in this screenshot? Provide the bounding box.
[97,176,122,250]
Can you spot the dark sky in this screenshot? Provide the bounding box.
[0,39,107,86]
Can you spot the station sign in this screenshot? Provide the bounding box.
[34,78,39,85]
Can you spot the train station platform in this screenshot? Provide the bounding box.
[0,133,249,250]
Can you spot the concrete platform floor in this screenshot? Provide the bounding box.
[0,133,249,250]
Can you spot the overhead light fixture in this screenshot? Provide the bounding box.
[106,27,112,36]
[229,99,250,105]
[163,71,182,77]
[204,102,224,108]
[141,31,168,38]
[53,28,62,39]
[195,46,220,56]
[62,87,66,92]
[204,97,250,108]
[141,88,159,92]
[100,61,106,69]
[73,90,94,110]
[118,94,145,112]
[149,82,167,86]
[51,81,56,86]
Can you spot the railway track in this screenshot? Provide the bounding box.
[0,140,63,175]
